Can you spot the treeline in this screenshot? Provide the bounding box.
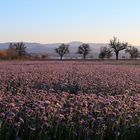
[55,37,140,60]
[0,42,28,60]
[0,37,140,60]
[0,42,48,60]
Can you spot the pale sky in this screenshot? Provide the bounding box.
[0,0,140,45]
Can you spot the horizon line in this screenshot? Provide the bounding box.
[0,41,140,47]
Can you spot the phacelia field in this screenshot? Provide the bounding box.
[0,61,140,140]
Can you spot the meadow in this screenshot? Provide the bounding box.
[0,61,140,140]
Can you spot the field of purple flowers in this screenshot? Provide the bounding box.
[0,61,140,140]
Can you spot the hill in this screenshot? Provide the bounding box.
[0,42,139,59]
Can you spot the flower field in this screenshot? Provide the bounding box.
[0,61,140,140]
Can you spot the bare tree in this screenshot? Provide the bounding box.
[125,45,140,60]
[77,44,90,60]
[55,44,69,60]
[14,42,27,59]
[7,42,27,60]
[109,37,128,60]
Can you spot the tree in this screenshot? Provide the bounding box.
[125,46,140,60]
[55,44,69,60]
[106,47,113,59]
[99,46,112,60]
[109,37,128,60]
[77,44,90,60]
[14,42,27,59]
[7,42,27,60]
[99,47,107,60]
[7,43,18,59]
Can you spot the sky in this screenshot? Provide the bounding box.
[0,0,140,45]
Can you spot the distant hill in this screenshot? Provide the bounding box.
[0,42,139,59]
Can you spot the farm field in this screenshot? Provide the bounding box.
[0,61,140,140]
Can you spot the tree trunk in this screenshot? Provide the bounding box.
[83,54,86,60]
[115,52,119,60]
[60,55,63,60]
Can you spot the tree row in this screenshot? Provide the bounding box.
[0,37,139,60]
